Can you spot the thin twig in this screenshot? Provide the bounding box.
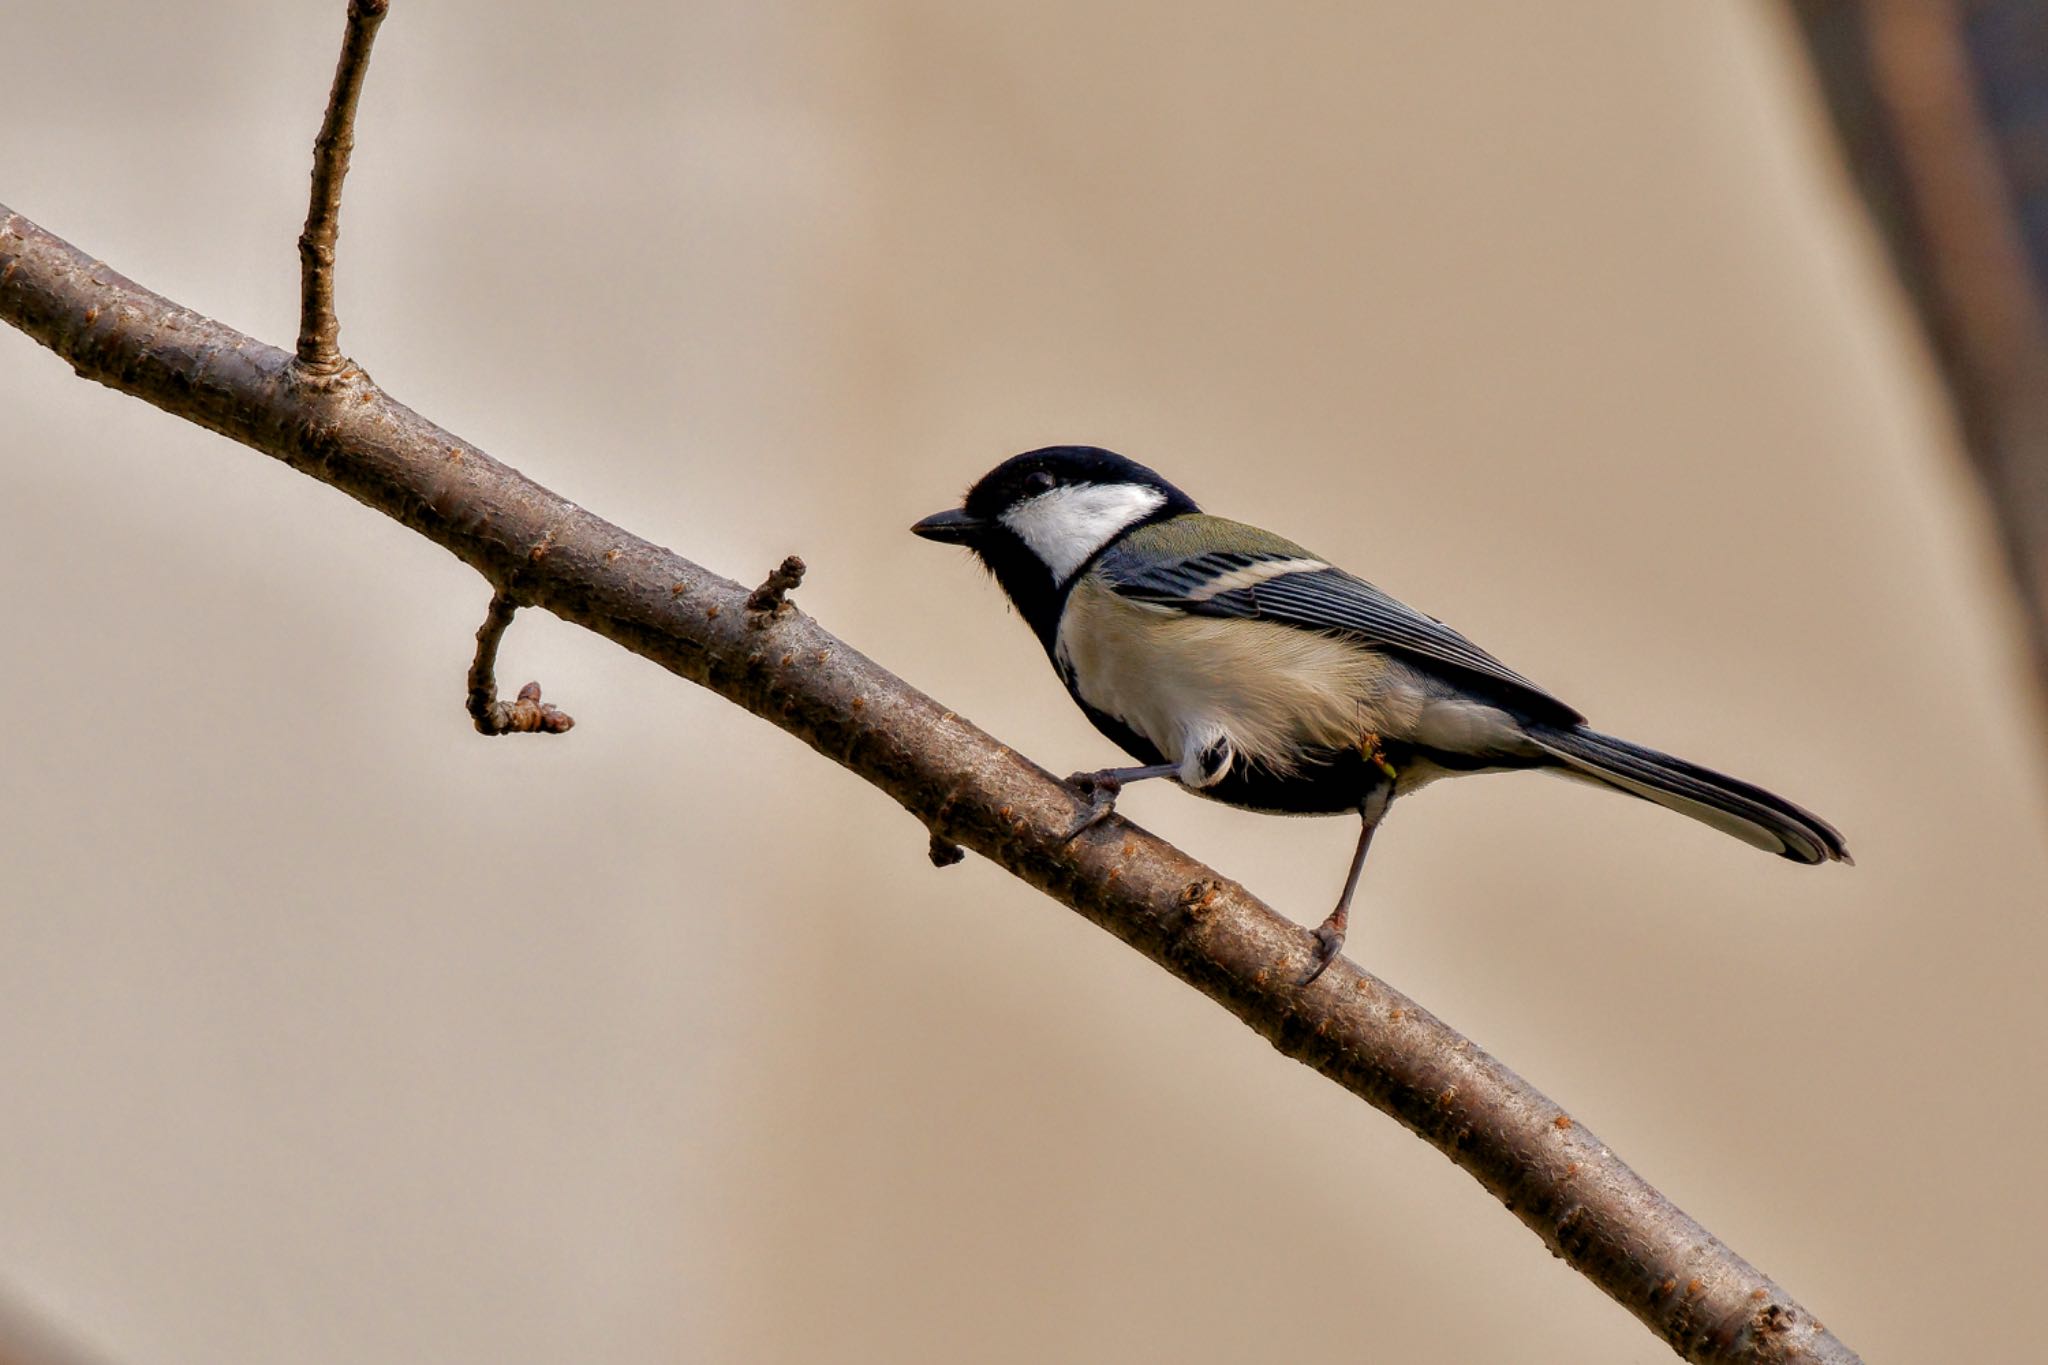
[0,205,1858,1364]
[295,0,389,375]
[467,591,573,735]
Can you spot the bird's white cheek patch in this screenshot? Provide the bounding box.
[1000,483,1168,583]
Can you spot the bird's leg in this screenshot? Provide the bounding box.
[1062,762,1180,841]
[1300,789,1390,986]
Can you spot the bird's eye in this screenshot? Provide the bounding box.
[1023,470,1056,495]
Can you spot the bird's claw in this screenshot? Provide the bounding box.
[1062,770,1123,843]
[1360,731,1399,783]
[1298,923,1346,987]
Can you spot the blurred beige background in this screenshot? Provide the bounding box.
[4,2,2045,1361]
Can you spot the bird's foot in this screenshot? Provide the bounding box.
[1360,731,1399,783]
[1298,920,1347,987]
[1062,769,1125,842]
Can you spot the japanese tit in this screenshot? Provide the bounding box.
[913,446,1849,984]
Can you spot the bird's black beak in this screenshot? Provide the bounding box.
[910,508,986,544]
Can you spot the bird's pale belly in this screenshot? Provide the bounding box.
[1053,575,1536,814]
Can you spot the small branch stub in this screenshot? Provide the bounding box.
[468,592,574,736]
[745,554,806,619]
[482,680,574,735]
[927,829,966,867]
[295,0,391,376]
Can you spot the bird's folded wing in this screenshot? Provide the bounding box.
[1099,543,1584,725]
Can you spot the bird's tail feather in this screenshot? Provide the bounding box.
[1523,724,1850,866]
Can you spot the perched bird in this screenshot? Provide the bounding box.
[912,446,1850,984]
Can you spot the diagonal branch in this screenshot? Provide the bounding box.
[296,0,389,375]
[0,202,1858,1365]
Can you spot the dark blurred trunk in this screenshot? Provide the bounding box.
[1789,0,2048,740]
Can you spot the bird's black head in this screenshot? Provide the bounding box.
[912,445,1198,645]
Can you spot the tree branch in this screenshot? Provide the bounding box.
[296,0,388,375]
[467,590,573,735]
[0,9,1860,1360]
[0,198,1860,1365]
